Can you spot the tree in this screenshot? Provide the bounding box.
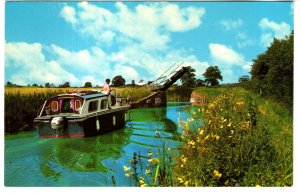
[45,83,50,88]
[180,66,197,87]
[195,79,205,87]
[59,82,70,88]
[203,66,223,86]
[6,81,13,87]
[132,80,135,86]
[250,31,293,109]
[238,75,250,83]
[84,82,92,88]
[112,75,126,87]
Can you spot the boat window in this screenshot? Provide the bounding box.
[88,100,99,112]
[51,101,59,112]
[62,99,73,113]
[75,100,81,111]
[100,99,107,110]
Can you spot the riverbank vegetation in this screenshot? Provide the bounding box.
[174,87,292,186]
[121,87,292,187]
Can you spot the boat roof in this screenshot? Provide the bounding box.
[54,90,108,100]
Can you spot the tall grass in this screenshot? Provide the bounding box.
[5,91,64,134]
[166,86,193,102]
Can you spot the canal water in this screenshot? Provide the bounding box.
[5,102,191,187]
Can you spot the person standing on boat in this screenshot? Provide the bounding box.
[102,78,111,94]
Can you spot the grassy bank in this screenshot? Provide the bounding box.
[174,87,293,186]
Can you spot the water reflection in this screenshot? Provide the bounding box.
[38,128,132,181]
[5,103,191,186]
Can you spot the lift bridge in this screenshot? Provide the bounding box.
[130,62,189,108]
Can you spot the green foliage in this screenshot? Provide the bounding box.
[195,79,205,87]
[112,75,126,87]
[122,134,174,187]
[5,91,64,134]
[167,86,193,102]
[84,81,92,88]
[239,75,250,83]
[173,89,292,186]
[180,66,197,87]
[249,31,293,110]
[59,82,70,88]
[203,66,223,86]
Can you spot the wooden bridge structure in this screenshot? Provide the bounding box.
[130,63,189,109]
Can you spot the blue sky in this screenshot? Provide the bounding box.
[4,1,294,87]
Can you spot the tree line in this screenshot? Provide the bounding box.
[240,31,293,110]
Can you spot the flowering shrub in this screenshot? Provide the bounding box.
[174,91,279,186]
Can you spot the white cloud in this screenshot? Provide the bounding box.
[236,32,255,48]
[259,18,291,47]
[5,3,209,86]
[208,43,251,83]
[5,42,78,85]
[60,5,77,25]
[111,64,139,82]
[60,2,205,49]
[209,43,244,66]
[220,19,243,30]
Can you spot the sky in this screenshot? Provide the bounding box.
[4,1,294,87]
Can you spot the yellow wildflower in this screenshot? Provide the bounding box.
[215,135,220,141]
[184,181,189,187]
[222,118,227,123]
[256,184,261,187]
[125,173,132,177]
[167,147,171,151]
[123,166,131,172]
[148,149,153,157]
[220,125,224,129]
[188,140,195,148]
[178,177,184,184]
[181,155,188,164]
[227,122,232,127]
[213,170,222,178]
[139,177,145,184]
[181,121,188,126]
[199,130,204,135]
[140,184,147,187]
[205,135,210,140]
[145,169,151,174]
[148,158,159,165]
[231,130,234,134]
